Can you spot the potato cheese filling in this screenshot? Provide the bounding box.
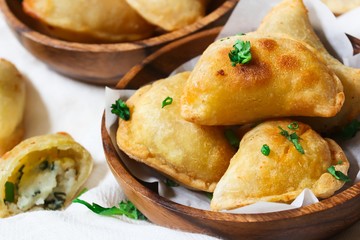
[0,133,93,218]
[5,157,77,213]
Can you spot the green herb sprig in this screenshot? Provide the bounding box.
[327,165,351,182]
[73,198,146,220]
[339,119,360,139]
[111,99,130,121]
[164,178,179,187]
[287,122,299,130]
[4,181,15,203]
[278,126,304,154]
[228,40,252,66]
[261,144,270,156]
[45,192,66,210]
[162,96,173,108]
[225,129,240,149]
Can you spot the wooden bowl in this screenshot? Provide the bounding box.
[101,27,360,239]
[0,0,238,85]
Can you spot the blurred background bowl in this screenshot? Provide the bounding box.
[0,0,238,85]
[102,27,360,239]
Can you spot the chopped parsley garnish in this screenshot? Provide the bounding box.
[39,160,48,170]
[278,126,304,154]
[339,119,360,139]
[327,166,351,182]
[73,198,146,220]
[17,165,24,182]
[32,190,41,197]
[164,178,179,187]
[225,129,240,149]
[39,160,55,171]
[4,181,15,203]
[288,122,299,130]
[111,99,130,121]
[45,192,66,210]
[206,192,213,200]
[228,40,252,66]
[162,96,173,108]
[261,144,270,156]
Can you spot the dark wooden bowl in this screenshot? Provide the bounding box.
[0,0,238,85]
[101,27,360,239]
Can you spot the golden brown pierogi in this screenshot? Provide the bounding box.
[116,72,235,192]
[0,59,25,156]
[211,120,350,211]
[22,0,155,43]
[125,0,207,31]
[181,34,344,126]
[257,0,360,132]
[0,132,93,218]
[322,0,360,15]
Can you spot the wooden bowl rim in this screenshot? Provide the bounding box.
[116,26,224,89]
[102,113,360,223]
[0,0,238,52]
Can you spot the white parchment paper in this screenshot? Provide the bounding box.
[105,0,360,213]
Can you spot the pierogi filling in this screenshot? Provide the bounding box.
[4,157,77,213]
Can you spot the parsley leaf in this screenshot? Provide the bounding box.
[340,119,360,139]
[162,96,173,108]
[4,181,15,203]
[289,132,304,154]
[278,126,304,154]
[327,166,351,182]
[288,122,299,130]
[261,144,270,156]
[225,129,240,149]
[73,198,146,220]
[164,178,179,187]
[228,40,252,66]
[111,99,130,120]
[206,192,213,200]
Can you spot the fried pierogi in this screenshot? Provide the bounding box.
[322,0,360,15]
[116,72,235,192]
[211,120,350,211]
[257,0,360,132]
[0,132,93,218]
[125,0,207,31]
[0,59,25,156]
[22,0,155,43]
[180,34,344,125]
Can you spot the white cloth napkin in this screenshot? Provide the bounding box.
[0,2,359,239]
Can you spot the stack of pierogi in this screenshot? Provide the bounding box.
[116,0,359,211]
[21,0,207,43]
